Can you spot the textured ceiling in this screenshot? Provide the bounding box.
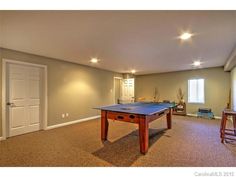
[0,11,236,75]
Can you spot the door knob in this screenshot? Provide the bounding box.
[7,102,15,106]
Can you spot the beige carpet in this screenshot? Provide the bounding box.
[0,115,236,167]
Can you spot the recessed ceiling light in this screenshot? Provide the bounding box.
[131,70,136,74]
[90,58,98,63]
[179,32,193,40]
[192,60,202,67]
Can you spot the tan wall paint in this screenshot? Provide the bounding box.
[0,48,121,136]
[135,67,230,117]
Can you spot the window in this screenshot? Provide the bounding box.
[188,79,205,103]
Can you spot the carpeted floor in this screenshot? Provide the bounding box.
[0,115,235,167]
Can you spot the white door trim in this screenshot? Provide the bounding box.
[2,59,48,140]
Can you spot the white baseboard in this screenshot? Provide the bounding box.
[46,115,100,130]
[214,116,221,119]
[0,137,4,141]
[187,113,197,117]
[186,113,221,119]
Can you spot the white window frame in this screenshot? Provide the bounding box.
[188,78,205,104]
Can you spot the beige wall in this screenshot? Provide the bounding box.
[135,67,230,117]
[0,48,121,136]
[231,67,236,110]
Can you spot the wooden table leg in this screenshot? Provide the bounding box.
[101,110,109,141]
[233,115,236,135]
[139,116,149,154]
[221,112,227,143]
[220,111,224,135]
[167,108,172,129]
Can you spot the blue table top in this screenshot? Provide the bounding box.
[96,102,175,115]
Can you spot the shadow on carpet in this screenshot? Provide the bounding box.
[92,128,168,166]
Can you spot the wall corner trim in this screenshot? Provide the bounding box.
[46,115,100,130]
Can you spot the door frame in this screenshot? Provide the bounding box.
[2,59,48,140]
[113,77,123,104]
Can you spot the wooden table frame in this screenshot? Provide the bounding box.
[101,108,172,154]
[220,109,236,143]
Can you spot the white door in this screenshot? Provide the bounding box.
[121,78,135,103]
[7,64,41,137]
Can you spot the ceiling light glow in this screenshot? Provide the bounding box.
[90,58,98,63]
[131,70,136,74]
[193,60,201,67]
[179,32,193,40]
